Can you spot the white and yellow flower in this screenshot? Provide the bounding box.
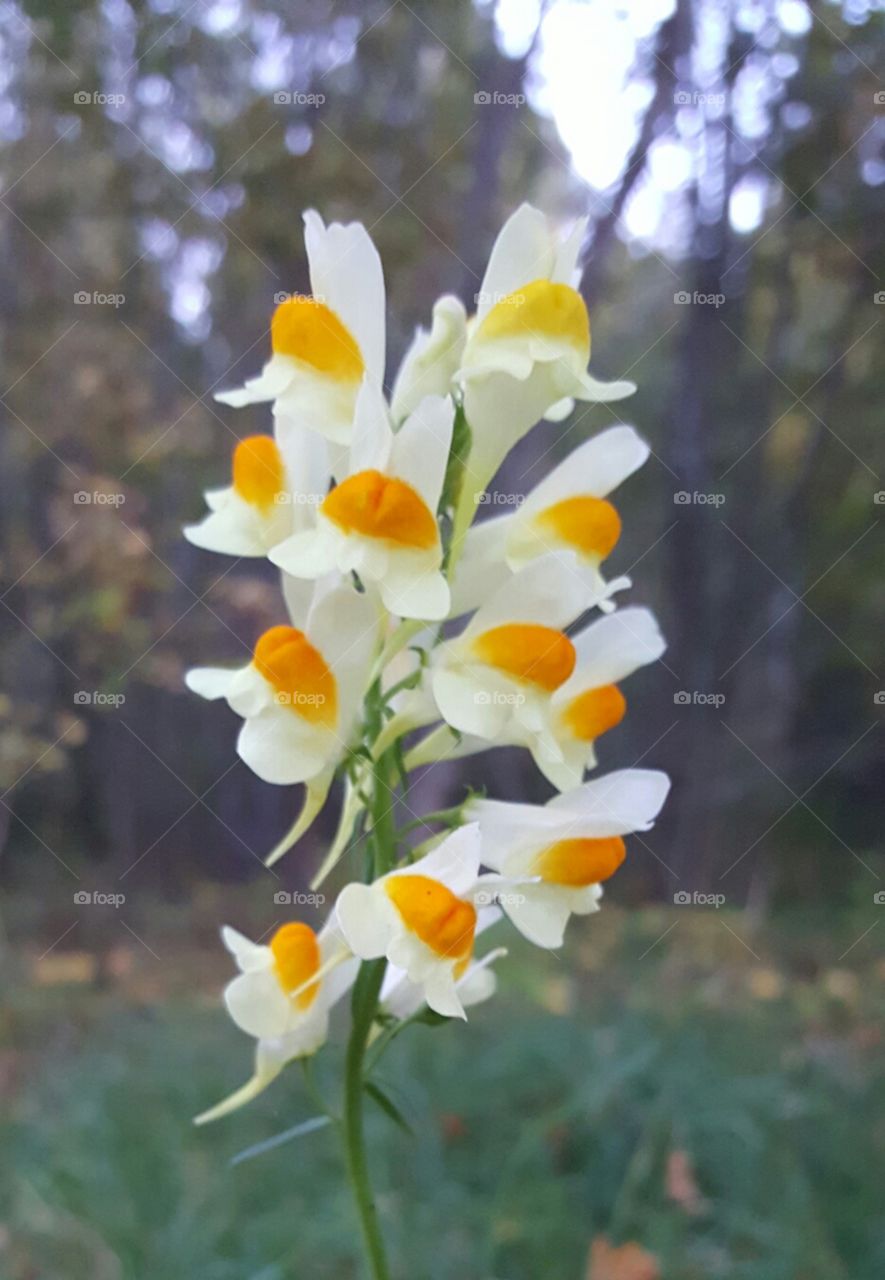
[336,825,483,1019]
[184,427,327,558]
[269,382,453,622]
[390,294,467,424]
[185,578,375,786]
[216,211,385,448]
[195,919,357,1123]
[420,555,598,771]
[458,203,636,493]
[452,425,650,616]
[469,768,670,947]
[380,908,505,1019]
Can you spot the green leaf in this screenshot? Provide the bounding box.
[228,1115,332,1166]
[364,1080,414,1136]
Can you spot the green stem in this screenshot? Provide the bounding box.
[341,744,398,1278]
[343,958,390,1280]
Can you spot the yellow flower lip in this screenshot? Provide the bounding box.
[253,625,338,727]
[560,683,626,742]
[271,294,364,382]
[321,469,439,550]
[472,623,576,692]
[476,279,590,356]
[533,835,626,886]
[385,873,476,973]
[535,496,621,561]
[232,435,286,512]
[270,921,321,1009]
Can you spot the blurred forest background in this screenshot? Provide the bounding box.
[1,0,883,918]
[1,1,884,1276]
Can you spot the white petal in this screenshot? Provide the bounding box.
[224,968,293,1039]
[221,926,270,973]
[402,822,482,897]
[503,882,574,948]
[335,883,395,959]
[389,394,454,512]
[423,966,466,1019]
[448,513,511,618]
[391,295,467,423]
[551,216,588,285]
[463,552,595,637]
[574,371,636,402]
[546,768,671,832]
[237,706,330,785]
[380,566,449,622]
[303,210,385,383]
[476,204,555,321]
[430,666,513,740]
[348,378,395,476]
[269,526,339,579]
[215,356,297,407]
[557,608,665,699]
[521,426,651,515]
[185,665,240,700]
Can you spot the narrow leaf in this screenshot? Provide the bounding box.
[229,1115,332,1166]
[364,1080,414,1136]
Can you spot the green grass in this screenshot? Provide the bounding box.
[2,905,884,1279]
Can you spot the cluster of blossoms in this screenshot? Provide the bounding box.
[185,204,669,1132]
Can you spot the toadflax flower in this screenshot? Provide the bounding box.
[451,425,651,616]
[215,211,385,449]
[185,577,376,786]
[195,919,358,1124]
[380,908,505,1019]
[269,382,454,621]
[469,768,671,947]
[416,577,664,790]
[184,428,327,557]
[336,824,484,1019]
[458,203,636,494]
